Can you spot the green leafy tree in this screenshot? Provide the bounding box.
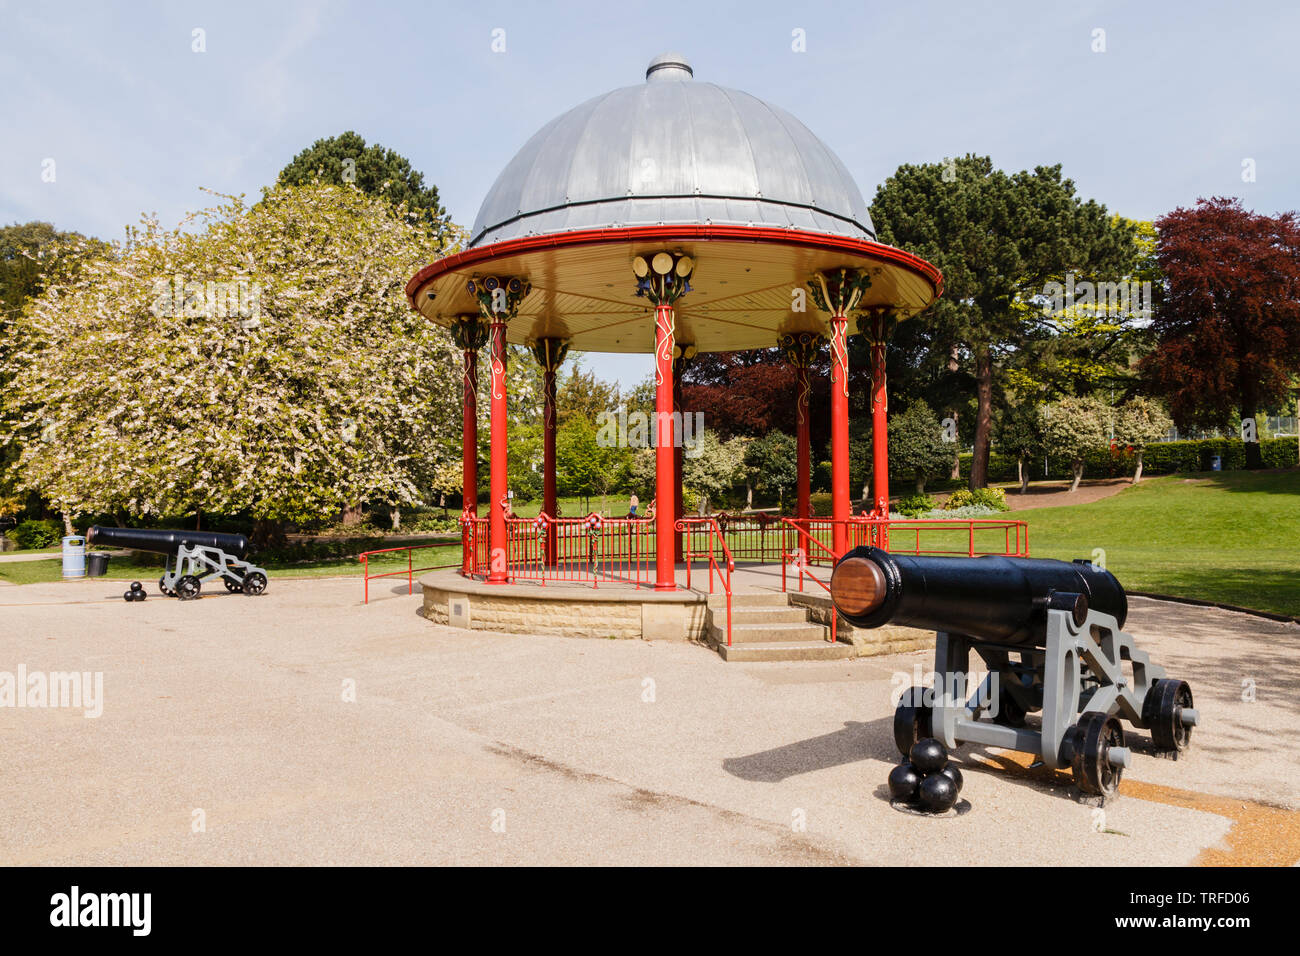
[1040,396,1109,492]
[556,415,629,514]
[683,432,746,513]
[996,402,1046,493]
[1,185,457,541]
[277,131,449,239]
[887,400,953,494]
[742,431,797,509]
[1114,397,1172,483]
[557,360,622,426]
[872,156,1136,489]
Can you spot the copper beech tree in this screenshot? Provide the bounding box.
[1141,197,1300,469]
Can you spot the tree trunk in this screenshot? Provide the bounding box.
[1070,461,1084,493]
[1018,457,1029,494]
[61,512,74,535]
[1133,449,1145,484]
[915,476,926,494]
[389,507,401,530]
[948,345,962,479]
[746,483,753,509]
[251,518,286,549]
[341,504,364,526]
[970,346,993,489]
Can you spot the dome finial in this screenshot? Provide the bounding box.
[646,52,693,82]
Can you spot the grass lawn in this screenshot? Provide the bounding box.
[0,543,462,587]
[1020,469,1300,617]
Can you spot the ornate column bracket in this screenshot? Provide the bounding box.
[807,267,872,319]
[777,330,826,428]
[529,337,571,432]
[633,251,694,306]
[449,314,490,351]
[808,268,871,399]
[856,306,899,347]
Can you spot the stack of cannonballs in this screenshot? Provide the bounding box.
[122,580,147,602]
[888,738,964,813]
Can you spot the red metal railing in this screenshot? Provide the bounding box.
[779,518,843,644]
[505,514,655,588]
[677,516,734,646]
[360,543,459,604]
[462,515,489,575]
[778,516,1028,569]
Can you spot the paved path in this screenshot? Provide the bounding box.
[0,577,1296,865]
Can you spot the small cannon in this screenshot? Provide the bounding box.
[831,547,1197,796]
[86,526,269,601]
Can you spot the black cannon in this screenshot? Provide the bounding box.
[831,547,1197,796]
[87,526,268,600]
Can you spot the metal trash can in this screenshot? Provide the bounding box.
[61,535,86,579]
[1211,455,1222,471]
[86,551,110,577]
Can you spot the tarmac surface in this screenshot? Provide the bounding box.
[1,575,1297,866]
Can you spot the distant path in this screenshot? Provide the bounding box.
[0,549,130,564]
[930,478,1132,512]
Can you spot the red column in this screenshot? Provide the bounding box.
[543,358,557,566]
[487,319,509,583]
[830,313,850,556]
[870,332,889,517]
[654,304,676,591]
[795,362,811,520]
[463,349,478,516]
[672,357,684,563]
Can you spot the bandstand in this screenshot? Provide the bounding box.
[407,54,1026,649]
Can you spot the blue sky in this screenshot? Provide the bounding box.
[3,0,1297,387]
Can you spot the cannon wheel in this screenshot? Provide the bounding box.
[1143,679,1194,753]
[223,576,243,593]
[158,576,176,597]
[175,575,202,601]
[893,687,933,757]
[242,571,268,596]
[1071,713,1124,796]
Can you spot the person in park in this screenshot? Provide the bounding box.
[628,494,640,518]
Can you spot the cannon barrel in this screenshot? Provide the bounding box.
[86,526,251,560]
[830,547,1126,644]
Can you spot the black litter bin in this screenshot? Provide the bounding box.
[86,551,110,577]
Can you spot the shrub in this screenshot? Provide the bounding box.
[8,518,63,550]
[927,504,1004,519]
[944,487,1009,512]
[895,493,937,518]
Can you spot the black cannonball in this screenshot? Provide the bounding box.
[887,762,922,803]
[909,737,948,774]
[133,590,146,601]
[919,773,959,813]
[939,764,963,794]
[130,581,143,591]
[123,590,135,602]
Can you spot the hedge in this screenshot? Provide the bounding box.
[952,438,1297,483]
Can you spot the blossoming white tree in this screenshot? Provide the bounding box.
[1,185,488,539]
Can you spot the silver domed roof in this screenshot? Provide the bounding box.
[469,54,876,248]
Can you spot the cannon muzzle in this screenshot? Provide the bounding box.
[86,526,252,560]
[830,547,1126,644]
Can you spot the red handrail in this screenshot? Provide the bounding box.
[360,542,458,604]
[677,516,734,646]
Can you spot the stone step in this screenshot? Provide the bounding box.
[715,640,856,662]
[707,591,789,609]
[726,606,809,625]
[708,621,828,644]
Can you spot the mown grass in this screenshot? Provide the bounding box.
[0,543,462,587]
[1019,470,1300,617]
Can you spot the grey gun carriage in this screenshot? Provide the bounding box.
[87,526,269,601]
[830,547,1198,796]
